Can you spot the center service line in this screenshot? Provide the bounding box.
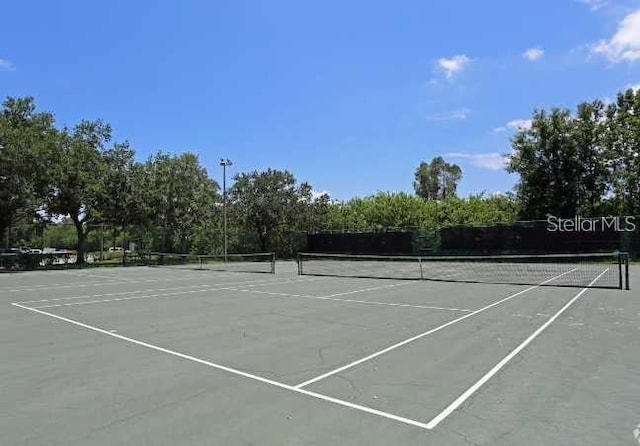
[224,287,471,312]
[294,268,577,389]
[425,268,608,429]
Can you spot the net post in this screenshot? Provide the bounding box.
[624,253,630,290]
[618,252,623,290]
[271,252,276,274]
[418,257,424,280]
[297,253,302,275]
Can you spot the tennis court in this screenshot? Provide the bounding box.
[2,257,639,445]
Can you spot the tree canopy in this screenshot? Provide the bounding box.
[2,88,639,261]
[414,157,462,200]
[508,88,640,219]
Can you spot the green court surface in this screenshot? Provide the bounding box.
[2,262,639,445]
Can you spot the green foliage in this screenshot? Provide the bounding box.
[4,90,640,262]
[414,157,462,200]
[229,169,327,256]
[508,89,640,219]
[42,224,78,249]
[0,97,58,236]
[96,142,137,228]
[324,192,519,230]
[135,151,220,253]
[603,89,640,215]
[45,120,112,262]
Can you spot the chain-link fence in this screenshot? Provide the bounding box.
[3,216,638,271]
[306,217,640,259]
[1,220,308,270]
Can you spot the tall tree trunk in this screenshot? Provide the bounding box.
[71,214,86,265]
[258,228,268,253]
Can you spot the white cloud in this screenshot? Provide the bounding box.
[523,47,544,61]
[591,10,640,62]
[311,190,330,200]
[0,58,15,71]
[493,126,507,133]
[575,0,609,11]
[627,83,640,90]
[446,152,507,170]
[506,119,533,130]
[426,108,470,121]
[436,54,470,79]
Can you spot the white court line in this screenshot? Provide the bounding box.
[225,285,472,312]
[23,278,323,309]
[425,268,609,429]
[17,278,269,303]
[10,302,433,431]
[321,282,416,298]
[19,277,469,313]
[17,277,317,304]
[293,268,577,389]
[56,271,131,280]
[0,269,275,293]
[0,277,141,292]
[0,275,214,293]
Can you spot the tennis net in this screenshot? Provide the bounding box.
[141,252,276,274]
[297,252,629,289]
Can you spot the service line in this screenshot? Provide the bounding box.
[17,277,317,304]
[22,277,322,309]
[425,268,608,429]
[226,283,472,312]
[0,269,263,293]
[293,269,577,389]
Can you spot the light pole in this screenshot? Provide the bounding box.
[219,158,233,262]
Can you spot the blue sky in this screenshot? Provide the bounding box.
[2,0,640,200]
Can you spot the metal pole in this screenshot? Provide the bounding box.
[220,159,233,263]
[223,162,227,263]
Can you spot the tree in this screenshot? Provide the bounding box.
[508,105,612,219]
[95,142,136,247]
[229,169,316,253]
[46,120,112,263]
[508,109,572,219]
[602,88,640,215]
[322,192,518,231]
[0,97,58,243]
[572,100,608,215]
[138,152,220,253]
[295,182,330,231]
[414,157,462,200]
